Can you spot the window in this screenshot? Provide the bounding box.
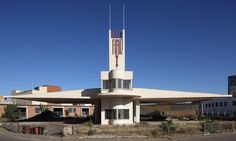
[82,108,89,117]
[68,107,76,113]
[224,102,228,107]
[212,103,215,107]
[35,107,40,113]
[205,104,208,107]
[118,109,129,119]
[53,108,63,117]
[17,107,27,119]
[110,79,116,89]
[105,109,117,119]
[220,102,223,107]
[232,101,236,106]
[118,79,122,88]
[233,92,236,98]
[103,80,109,89]
[209,103,211,107]
[123,80,131,89]
[216,102,218,107]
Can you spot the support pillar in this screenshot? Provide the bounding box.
[133,100,140,123]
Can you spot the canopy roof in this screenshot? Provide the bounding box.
[8,88,231,104]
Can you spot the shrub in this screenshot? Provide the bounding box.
[4,104,19,121]
[200,120,218,133]
[150,129,160,137]
[159,120,176,134]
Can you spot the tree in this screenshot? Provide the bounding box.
[39,103,46,113]
[4,104,19,121]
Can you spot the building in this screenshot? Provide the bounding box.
[228,75,236,96]
[9,9,230,125]
[202,75,236,117]
[0,96,13,118]
[0,86,93,120]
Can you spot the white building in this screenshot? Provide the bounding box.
[10,9,230,125]
[202,75,236,117]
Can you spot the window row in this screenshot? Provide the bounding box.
[103,79,131,90]
[105,109,129,120]
[204,102,228,108]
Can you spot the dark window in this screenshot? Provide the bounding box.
[212,103,215,107]
[216,103,218,107]
[209,103,211,107]
[118,109,129,119]
[118,79,122,88]
[17,107,27,119]
[53,108,63,117]
[205,104,208,107]
[220,102,223,107]
[224,102,228,107]
[103,80,109,89]
[110,79,116,89]
[35,107,40,113]
[232,101,236,106]
[123,80,131,89]
[82,108,89,117]
[105,109,117,119]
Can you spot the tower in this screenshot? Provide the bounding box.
[95,4,140,125]
[108,4,125,71]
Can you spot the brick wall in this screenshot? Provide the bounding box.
[0,105,6,118]
[46,86,61,92]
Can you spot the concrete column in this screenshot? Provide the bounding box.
[133,100,140,123]
[94,99,101,124]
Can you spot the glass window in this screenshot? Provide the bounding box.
[118,79,122,88]
[220,102,223,107]
[103,80,109,89]
[209,103,211,107]
[118,109,129,119]
[216,102,218,107]
[232,101,236,106]
[82,108,89,117]
[110,79,116,89]
[205,104,207,107]
[224,102,228,107]
[105,109,117,119]
[53,108,63,117]
[212,103,215,107]
[233,92,236,98]
[35,107,40,113]
[68,107,76,113]
[123,80,131,89]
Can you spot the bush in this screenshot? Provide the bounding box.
[150,129,160,137]
[200,120,218,133]
[159,120,176,134]
[4,104,19,122]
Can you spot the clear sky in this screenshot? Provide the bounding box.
[0,0,235,95]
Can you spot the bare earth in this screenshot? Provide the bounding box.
[1,128,236,141]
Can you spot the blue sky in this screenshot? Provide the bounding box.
[0,0,235,95]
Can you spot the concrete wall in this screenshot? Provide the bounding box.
[101,97,133,125]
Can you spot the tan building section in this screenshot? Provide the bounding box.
[0,105,6,118]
